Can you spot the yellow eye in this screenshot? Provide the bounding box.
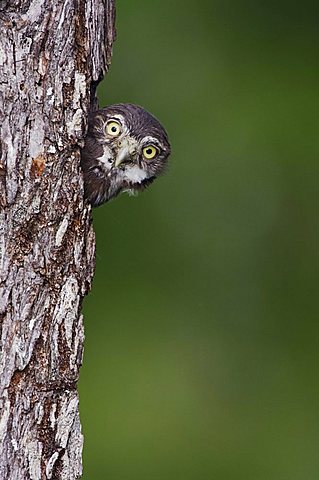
[106,120,121,137]
[143,145,157,160]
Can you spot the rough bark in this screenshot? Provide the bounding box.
[0,1,115,478]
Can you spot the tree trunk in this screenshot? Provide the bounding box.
[0,1,115,478]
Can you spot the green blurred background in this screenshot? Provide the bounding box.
[79,1,319,478]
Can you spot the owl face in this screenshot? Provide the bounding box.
[81,104,171,206]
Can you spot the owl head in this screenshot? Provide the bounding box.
[81,103,171,206]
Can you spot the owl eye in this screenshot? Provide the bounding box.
[106,120,121,137]
[143,145,157,160]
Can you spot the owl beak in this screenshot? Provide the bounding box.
[115,137,137,167]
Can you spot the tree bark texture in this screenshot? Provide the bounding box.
[0,1,115,478]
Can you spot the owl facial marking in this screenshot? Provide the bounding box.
[123,165,148,184]
[81,103,171,206]
[97,145,113,168]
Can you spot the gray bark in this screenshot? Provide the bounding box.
[0,1,115,478]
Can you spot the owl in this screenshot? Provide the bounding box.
[81,103,171,206]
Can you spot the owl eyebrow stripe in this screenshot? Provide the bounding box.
[141,136,162,147]
[107,115,124,125]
